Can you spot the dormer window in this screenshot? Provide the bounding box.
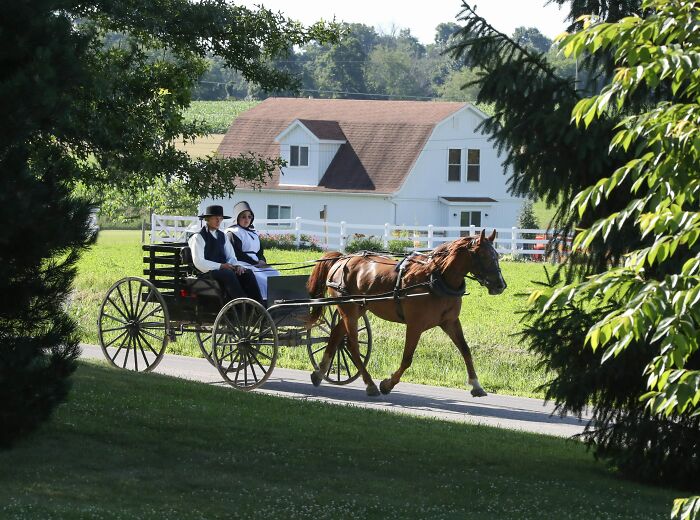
[290,145,309,167]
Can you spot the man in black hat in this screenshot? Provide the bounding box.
[187,205,263,304]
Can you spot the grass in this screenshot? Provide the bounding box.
[183,99,259,133]
[532,199,558,228]
[73,230,554,398]
[0,361,678,519]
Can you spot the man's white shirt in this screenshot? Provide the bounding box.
[187,227,247,273]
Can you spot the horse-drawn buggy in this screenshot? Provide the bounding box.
[97,242,372,390]
[98,229,506,397]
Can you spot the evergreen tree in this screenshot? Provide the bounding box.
[0,0,337,447]
[447,0,699,498]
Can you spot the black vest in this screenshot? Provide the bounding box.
[200,227,227,264]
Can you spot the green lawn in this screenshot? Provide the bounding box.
[73,230,553,398]
[0,361,678,519]
[532,199,557,228]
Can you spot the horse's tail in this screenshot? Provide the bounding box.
[306,251,343,326]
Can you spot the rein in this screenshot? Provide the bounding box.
[257,250,407,272]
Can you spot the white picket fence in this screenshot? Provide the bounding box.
[150,214,568,258]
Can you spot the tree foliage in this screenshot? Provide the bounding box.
[530,0,700,514]
[512,26,553,53]
[0,0,337,447]
[193,21,581,103]
[447,0,699,512]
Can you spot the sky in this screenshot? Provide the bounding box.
[236,0,570,44]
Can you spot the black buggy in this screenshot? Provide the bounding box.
[97,243,372,390]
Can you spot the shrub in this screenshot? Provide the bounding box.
[259,233,322,251]
[345,235,384,254]
[388,239,413,255]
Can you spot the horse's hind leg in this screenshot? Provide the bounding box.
[379,325,421,395]
[440,319,487,397]
[342,311,380,397]
[310,320,345,387]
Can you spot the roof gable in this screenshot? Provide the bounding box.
[218,97,468,193]
[275,119,347,144]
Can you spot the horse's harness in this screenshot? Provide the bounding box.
[325,250,470,323]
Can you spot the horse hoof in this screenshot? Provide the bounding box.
[471,387,487,397]
[379,379,392,395]
[366,384,380,397]
[310,371,322,387]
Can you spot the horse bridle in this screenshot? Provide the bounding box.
[468,241,506,290]
[435,239,505,291]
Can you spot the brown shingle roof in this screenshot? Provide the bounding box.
[217,97,468,193]
[297,119,346,141]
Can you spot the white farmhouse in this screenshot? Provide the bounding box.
[202,97,524,229]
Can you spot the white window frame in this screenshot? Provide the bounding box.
[289,145,309,167]
[466,149,480,182]
[266,204,292,228]
[447,148,462,182]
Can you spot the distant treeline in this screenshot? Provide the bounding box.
[193,23,582,102]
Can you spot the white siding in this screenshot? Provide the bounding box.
[394,106,524,228]
[203,190,393,227]
[278,126,318,186]
[318,142,341,178]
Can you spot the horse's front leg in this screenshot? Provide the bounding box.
[379,325,421,395]
[440,319,487,397]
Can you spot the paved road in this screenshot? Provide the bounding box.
[81,344,591,438]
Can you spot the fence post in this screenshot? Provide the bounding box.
[150,213,156,244]
[469,224,475,238]
[339,221,347,252]
[383,223,390,249]
[294,216,302,248]
[511,226,518,256]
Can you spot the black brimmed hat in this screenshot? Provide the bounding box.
[198,205,230,219]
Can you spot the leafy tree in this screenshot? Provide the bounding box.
[77,179,200,228]
[447,0,699,506]
[434,22,463,47]
[435,67,482,101]
[512,26,553,53]
[549,0,643,29]
[307,24,375,98]
[530,1,700,516]
[366,30,432,98]
[194,56,249,100]
[1,0,337,447]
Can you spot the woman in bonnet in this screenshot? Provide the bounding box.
[226,201,280,303]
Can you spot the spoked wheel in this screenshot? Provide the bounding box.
[212,298,278,391]
[98,277,169,372]
[195,329,216,366]
[306,308,372,385]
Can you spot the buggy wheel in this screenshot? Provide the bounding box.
[98,277,169,372]
[306,309,372,385]
[212,298,278,391]
[195,329,216,366]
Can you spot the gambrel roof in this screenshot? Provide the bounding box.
[217,97,479,194]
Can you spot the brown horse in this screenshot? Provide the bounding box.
[306,229,507,397]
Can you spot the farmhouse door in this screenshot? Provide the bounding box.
[460,211,482,236]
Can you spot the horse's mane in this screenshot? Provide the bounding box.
[404,236,477,278]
